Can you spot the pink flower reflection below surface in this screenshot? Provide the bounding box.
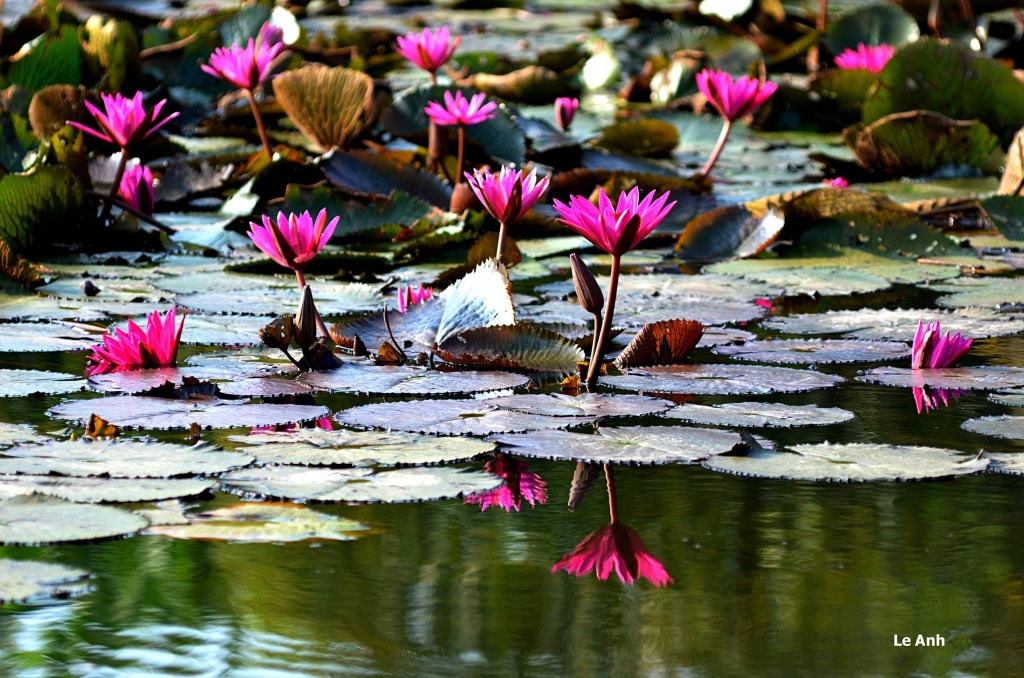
[464,454,547,512]
[913,387,966,415]
[251,416,336,434]
[395,284,434,314]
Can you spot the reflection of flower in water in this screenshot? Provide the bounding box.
[913,387,965,414]
[465,454,547,512]
[551,465,672,587]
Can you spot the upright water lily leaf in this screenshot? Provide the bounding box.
[0,165,84,252]
[597,119,680,158]
[980,196,1024,240]
[602,364,844,395]
[434,325,583,374]
[146,502,370,542]
[0,559,91,604]
[0,369,85,398]
[762,307,1024,341]
[862,38,1024,142]
[614,319,704,369]
[0,475,215,504]
[666,402,855,428]
[703,442,987,482]
[844,111,1000,176]
[714,339,909,364]
[858,366,1024,390]
[8,25,82,91]
[435,259,515,347]
[0,495,148,545]
[322,150,453,209]
[824,3,919,54]
[297,362,528,396]
[675,204,785,262]
[272,65,376,152]
[484,393,671,418]
[985,452,1024,476]
[0,440,253,478]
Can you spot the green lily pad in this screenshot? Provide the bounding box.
[980,196,1024,240]
[989,389,1024,407]
[666,402,855,428]
[0,321,101,353]
[799,210,958,258]
[825,4,919,55]
[0,440,253,478]
[0,476,215,504]
[0,295,117,322]
[0,369,86,398]
[962,415,1024,440]
[858,366,1024,390]
[598,118,679,158]
[433,325,584,375]
[0,495,148,545]
[8,25,82,91]
[932,277,1024,310]
[0,165,84,252]
[985,452,1024,476]
[272,65,376,152]
[321,150,453,209]
[0,559,91,604]
[146,502,371,542]
[713,339,909,364]
[601,364,844,395]
[807,69,879,130]
[297,363,529,396]
[176,282,384,316]
[762,307,1024,341]
[675,204,786,262]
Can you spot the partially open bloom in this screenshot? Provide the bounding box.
[85,307,185,377]
[696,69,778,122]
[465,166,550,225]
[200,35,284,91]
[465,454,548,512]
[911,321,973,369]
[552,522,673,586]
[396,26,461,75]
[424,90,498,127]
[118,163,155,215]
[554,96,579,132]
[67,91,179,149]
[247,209,339,271]
[834,43,895,74]
[553,187,675,257]
[395,283,434,314]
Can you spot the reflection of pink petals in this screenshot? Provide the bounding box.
[552,522,672,587]
[824,177,849,188]
[464,454,547,512]
[395,284,433,314]
[754,298,776,314]
[911,321,972,369]
[913,387,965,414]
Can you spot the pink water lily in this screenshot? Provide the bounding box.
[553,187,675,257]
[200,35,284,91]
[466,166,550,225]
[85,307,185,377]
[552,522,673,586]
[68,91,178,149]
[464,454,548,512]
[395,283,434,314]
[424,90,498,127]
[834,43,895,74]
[396,26,461,79]
[911,321,973,369]
[247,209,338,272]
[554,96,579,132]
[695,69,777,177]
[118,163,155,215]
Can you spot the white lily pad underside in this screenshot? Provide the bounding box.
[0,495,149,545]
[761,307,1024,341]
[0,440,253,477]
[713,339,909,364]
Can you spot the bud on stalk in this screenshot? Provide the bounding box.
[570,253,604,315]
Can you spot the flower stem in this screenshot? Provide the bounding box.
[495,220,508,263]
[245,88,274,160]
[604,464,618,525]
[585,254,620,391]
[100,151,129,225]
[455,125,465,185]
[294,270,330,340]
[700,118,732,178]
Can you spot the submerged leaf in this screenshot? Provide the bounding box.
[614,319,704,369]
[272,65,376,152]
[666,402,855,428]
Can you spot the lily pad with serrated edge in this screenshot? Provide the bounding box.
[482,393,671,418]
[0,369,86,398]
[0,494,149,545]
[297,363,528,396]
[492,426,754,465]
[48,396,330,431]
[761,307,1024,341]
[703,442,988,482]
[713,339,909,365]
[175,314,268,347]
[175,282,383,316]
[0,440,253,478]
[601,364,844,395]
[518,297,765,329]
[984,452,1024,476]
[932,277,1024,310]
[86,364,285,395]
[0,476,215,503]
[150,270,293,296]
[962,415,1024,440]
[0,322,100,353]
[699,327,757,348]
[665,402,855,428]
[0,295,109,322]
[859,366,1024,390]
[0,559,91,604]
[220,465,504,503]
[336,398,597,436]
[228,429,494,467]
[535,272,783,304]
[723,266,892,297]
[215,377,314,398]
[434,325,584,375]
[146,502,371,542]
[989,389,1024,407]
[37,277,166,303]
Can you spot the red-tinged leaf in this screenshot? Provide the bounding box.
[434,325,583,375]
[614,319,704,369]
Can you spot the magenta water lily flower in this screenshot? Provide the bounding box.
[118,163,155,215]
[395,283,434,314]
[396,26,461,78]
[694,68,777,177]
[553,187,675,257]
[552,522,673,587]
[68,91,179,149]
[424,90,498,127]
[911,321,973,369]
[200,36,284,91]
[85,307,185,377]
[465,454,548,512]
[555,96,579,132]
[466,166,550,225]
[834,43,895,73]
[248,209,338,272]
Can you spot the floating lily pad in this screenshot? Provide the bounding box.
[0,495,148,545]
[229,429,493,467]
[86,363,284,395]
[0,295,135,322]
[713,339,909,364]
[221,465,503,503]
[482,393,670,418]
[151,270,291,296]
[48,396,330,431]
[518,296,765,329]
[336,398,596,436]
[37,277,165,303]
[598,118,679,158]
[146,502,371,542]
[762,307,1024,341]
[825,3,919,55]
[985,452,1024,476]
[0,422,52,447]
[297,363,528,396]
[859,366,1024,390]
[434,325,584,375]
[0,476,215,504]
[601,364,844,395]
[174,314,267,346]
[321,150,453,209]
[0,369,86,398]
[0,559,91,604]
[703,442,988,482]
[665,402,855,428]
[931,277,1024,310]
[492,425,751,465]
[176,282,383,316]
[0,322,99,352]
[535,272,782,304]
[215,377,314,398]
[989,389,1024,407]
[962,415,1024,441]
[0,440,253,478]
[674,204,785,262]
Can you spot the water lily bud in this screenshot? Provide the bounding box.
[294,284,319,347]
[570,253,604,315]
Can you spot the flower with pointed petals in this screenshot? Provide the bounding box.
[85,307,185,377]
[465,454,548,512]
[696,69,778,122]
[553,187,675,257]
[834,43,895,74]
[396,26,461,75]
[824,177,849,188]
[552,522,672,586]
[911,321,973,369]
[67,91,179,149]
[465,166,550,225]
[424,90,498,127]
[259,22,284,49]
[247,209,338,272]
[555,96,579,132]
[200,35,284,91]
[395,283,434,314]
[118,163,155,215]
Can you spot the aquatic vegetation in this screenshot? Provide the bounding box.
[85,307,184,377]
[695,69,778,177]
[554,96,579,132]
[465,166,550,262]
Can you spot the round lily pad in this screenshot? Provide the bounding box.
[86,365,284,395]
[482,393,671,418]
[176,282,383,316]
[518,297,765,329]
[0,440,253,478]
[962,415,1024,440]
[297,364,529,396]
[215,377,314,398]
[0,296,108,322]
[0,495,149,545]
[761,307,1024,341]
[601,364,844,395]
[665,402,855,428]
[48,396,330,430]
[989,389,1024,407]
[932,277,1024,310]
[0,369,86,398]
[220,465,504,503]
[229,429,494,466]
[858,366,1024,390]
[985,452,1024,476]
[713,339,908,364]
[703,442,988,481]
[0,559,92,604]
[0,476,215,503]
[145,502,371,542]
[0,321,99,353]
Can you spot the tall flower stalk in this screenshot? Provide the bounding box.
[424,90,497,185]
[553,187,675,390]
[395,26,461,86]
[695,69,777,178]
[464,166,549,262]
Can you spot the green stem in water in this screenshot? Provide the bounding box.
[294,269,330,340]
[700,118,732,178]
[245,88,274,161]
[100,151,129,225]
[585,254,621,391]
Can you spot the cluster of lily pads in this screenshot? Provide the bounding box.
[3,0,1024,595]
